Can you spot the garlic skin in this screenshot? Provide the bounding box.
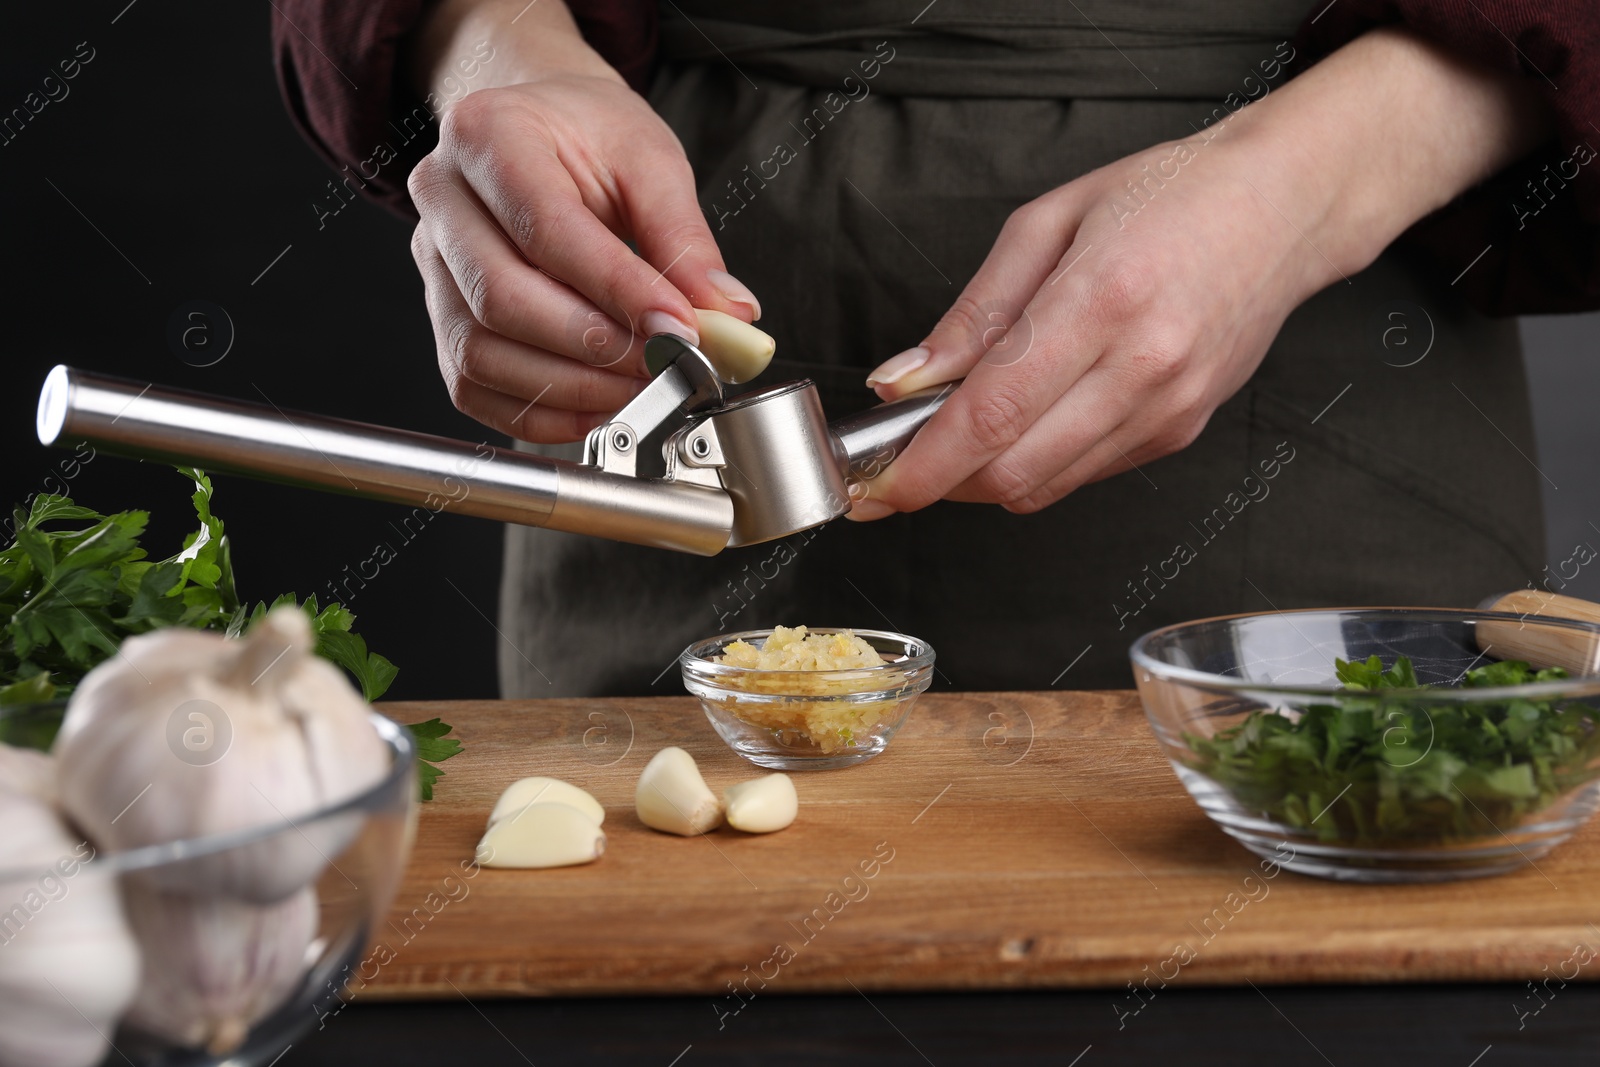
[53,607,390,902]
[0,787,141,1067]
[635,747,723,836]
[476,803,606,868]
[488,777,604,828]
[722,774,798,833]
[0,741,56,802]
[121,881,318,1056]
[693,308,775,383]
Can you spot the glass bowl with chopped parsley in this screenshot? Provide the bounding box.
[1130,608,1600,883]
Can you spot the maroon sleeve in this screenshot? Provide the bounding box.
[1297,1,1600,315]
[271,0,658,221]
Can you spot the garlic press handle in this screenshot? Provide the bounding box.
[35,365,734,556]
[829,383,956,481]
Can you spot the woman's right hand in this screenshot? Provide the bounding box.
[406,1,758,442]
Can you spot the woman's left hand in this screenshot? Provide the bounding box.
[854,27,1550,519]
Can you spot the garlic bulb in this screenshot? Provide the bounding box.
[53,606,390,902]
[0,741,56,801]
[121,881,318,1055]
[0,785,141,1067]
[636,747,723,835]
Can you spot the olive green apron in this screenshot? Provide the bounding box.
[499,0,1545,696]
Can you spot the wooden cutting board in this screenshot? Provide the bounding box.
[358,692,1600,999]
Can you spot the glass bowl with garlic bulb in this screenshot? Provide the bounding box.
[680,626,936,769]
[0,606,418,1067]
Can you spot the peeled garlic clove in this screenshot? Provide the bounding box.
[476,803,606,869]
[488,777,604,829]
[53,606,391,902]
[693,308,775,384]
[722,774,798,833]
[121,882,318,1056]
[0,788,140,1067]
[635,747,723,836]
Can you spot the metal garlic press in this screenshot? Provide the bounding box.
[34,336,951,556]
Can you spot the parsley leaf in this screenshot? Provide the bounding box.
[406,718,464,801]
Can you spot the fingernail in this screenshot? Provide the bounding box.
[707,268,762,321]
[866,347,929,388]
[642,310,700,345]
[845,499,896,523]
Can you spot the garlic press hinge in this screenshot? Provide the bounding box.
[662,417,727,490]
[582,335,725,480]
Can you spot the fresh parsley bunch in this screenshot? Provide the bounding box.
[0,469,460,799]
[1187,654,1598,843]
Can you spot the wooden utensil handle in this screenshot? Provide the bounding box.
[1477,590,1600,676]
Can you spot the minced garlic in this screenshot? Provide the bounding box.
[712,627,896,753]
[717,626,884,672]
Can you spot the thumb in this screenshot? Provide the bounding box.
[622,160,762,328]
[867,198,1080,399]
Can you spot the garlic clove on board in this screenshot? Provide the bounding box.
[693,308,775,384]
[120,881,318,1056]
[722,773,798,833]
[635,747,723,836]
[483,780,601,831]
[488,777,604,829]
[476,803,606,868]
[53,606,391,902]
[0,786,141,1067]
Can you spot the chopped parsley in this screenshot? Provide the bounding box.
[1186,655,1598,842]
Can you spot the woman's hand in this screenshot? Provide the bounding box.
[855,27,1550,519]
[405,0,759,442]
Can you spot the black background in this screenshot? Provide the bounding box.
[2,0,500,700]
[5,3,1600,1064]
[5,3,1600,693]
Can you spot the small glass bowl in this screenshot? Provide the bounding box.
[0,701,416,1066]
[1131,608,1600,883]
[680,628,936,769]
